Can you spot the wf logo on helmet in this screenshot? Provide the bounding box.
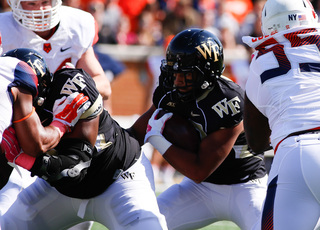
[195,43,220,62]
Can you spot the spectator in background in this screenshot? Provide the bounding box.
[137,2,165,46]
[222,0,253,25]
[213,0,249,88]
[86,0,126,83]
[239,0,266,39]
[162,0,201,39]
[90,0,123,44]
[200,8,221,38]
[116,0,149,44]
[214,0,240,46]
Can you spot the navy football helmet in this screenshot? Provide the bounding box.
[2,48,53,109]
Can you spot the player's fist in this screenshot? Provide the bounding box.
[51,92,91,133]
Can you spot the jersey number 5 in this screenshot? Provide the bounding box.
[256,28,320,83]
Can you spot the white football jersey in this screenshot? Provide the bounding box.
[0,6,97,73]
[0,57,39,142]
[243,26,320,147]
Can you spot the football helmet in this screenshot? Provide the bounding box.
[7,0,62,31]
[2,48,53,109]
[261,0,318,35]
[161,28,224,101]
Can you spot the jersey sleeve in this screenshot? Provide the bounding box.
[8,61,38,97]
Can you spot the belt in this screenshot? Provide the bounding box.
[274,127,320,154]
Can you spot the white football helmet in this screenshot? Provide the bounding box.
[261,0,319,35]
[7,0,62,32]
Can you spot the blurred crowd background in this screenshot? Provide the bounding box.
[2,0,320,95]
[0,0,274,90]
[1,0,320,85]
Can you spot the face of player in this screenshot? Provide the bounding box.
[20,0,52,11]
[173,72,194,93]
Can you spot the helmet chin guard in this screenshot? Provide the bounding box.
[8,0,62,31]
[261,0,318,35]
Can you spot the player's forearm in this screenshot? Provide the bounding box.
[93,74,112,100]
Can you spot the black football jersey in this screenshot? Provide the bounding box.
[153,76,267,184]
[39,68,141,198]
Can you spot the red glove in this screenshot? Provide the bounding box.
[1,127,35,170]
[50,92,91,137]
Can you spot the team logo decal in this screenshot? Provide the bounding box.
[212,96,241,118]
[43,43,52,53]
[195,42,220,62]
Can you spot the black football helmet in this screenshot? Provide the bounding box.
[2,48,53,109]
[161,28,224,101]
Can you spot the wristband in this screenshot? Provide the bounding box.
[15,152,36,170]
[148,135,172,155]
[50,120,69,138]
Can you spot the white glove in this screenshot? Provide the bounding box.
[50,92,91,136]
[144,108,173,155]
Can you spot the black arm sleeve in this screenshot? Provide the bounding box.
[30,138,95,185]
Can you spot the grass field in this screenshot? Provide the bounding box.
[91,221,240,230]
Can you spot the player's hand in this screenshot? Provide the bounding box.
[1,127,36,170]
[144,108,173,143]
[51,92,91,133]
[144,109,173,155]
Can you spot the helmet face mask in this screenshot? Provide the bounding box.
[161,28,224,102]
[2,48,53,110]
[8,0,62,31]
[261,0,318,35]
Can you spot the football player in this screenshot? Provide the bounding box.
[0,48,167,230]
[0,0,111,108]
[129,28,268,229]
[0,46,90,212]
[0,2,112,228]
[243,0,320,229]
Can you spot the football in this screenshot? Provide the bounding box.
[158,110,200,152]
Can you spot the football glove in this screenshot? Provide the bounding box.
[144,108,173,155]
[1,127,35,170]
[51,92,91,136]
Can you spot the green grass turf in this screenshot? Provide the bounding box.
[91,221,240,230]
